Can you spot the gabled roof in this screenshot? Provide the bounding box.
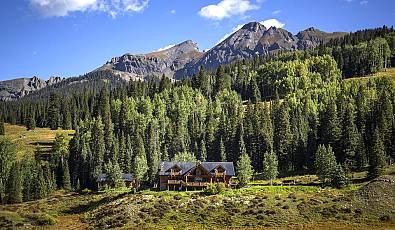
[96,173,134,182]
[158,162,235,176]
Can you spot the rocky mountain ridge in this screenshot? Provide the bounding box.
[1,21,347,101]
[0,76,62,101]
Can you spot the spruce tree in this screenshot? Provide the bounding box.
[320,101,341,158]
[62,160,71,190]
[48,93,60,130]
[263,150,278,186]
[331,165,349,188]
[172,151,197,162]
[219,137,226,162]
[273,102,292,175]
[92,117,105,180]
[368,128,387,179]
[133,133,148,187]
[341,103,359,167]
[147,122,160,185]
[26,113,36,131]
[0,118,4,135]
[199,139,207,162]
[0,138,16,204]
[124,135,133,173]
[105,161,124,188]
[34,164,48,200]
[315,145,338,184]
[6,162,22,203]
[236,153,253,187]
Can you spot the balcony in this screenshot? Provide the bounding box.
[186,182,208,187]
[167,180,183,184]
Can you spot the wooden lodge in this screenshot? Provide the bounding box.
[96,173,137,189]
[158,161,235,191]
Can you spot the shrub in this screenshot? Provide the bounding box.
[204,183,226,195]
[25,213,57,226]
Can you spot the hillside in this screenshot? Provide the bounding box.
[3,124,74,157]
[0,170,394,229]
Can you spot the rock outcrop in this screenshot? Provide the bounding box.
[0,76,62,101]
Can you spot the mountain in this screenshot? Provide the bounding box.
[0,76,62,101]
[176,22,347,78]
[1,22,347,101]
[97,40,203,81]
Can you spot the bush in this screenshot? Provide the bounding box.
[204,183,226,195]
[25,213,57,226]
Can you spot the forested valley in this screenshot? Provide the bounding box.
[0,26,395,204]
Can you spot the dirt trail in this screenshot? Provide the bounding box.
[47,215,88,230]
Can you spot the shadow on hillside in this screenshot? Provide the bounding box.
[62,192,128,215]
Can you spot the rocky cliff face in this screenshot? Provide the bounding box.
[176,22,347,78]
[0,76,62,101]
[98,40,203,81]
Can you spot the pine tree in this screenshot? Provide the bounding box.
[236,153,254,187]
[214,65,231,95]
[0,138,16,204]
[124,135,133,173]
[199,139,207,162]
[62,160,71,190]
[331,165,349,188]
[104,161,124,188]
[219,137,226,162]
[91,117,105,180]
[248,77,261,103]
[48,93,60,130]
[320,101,341,158]
[34,164,48,200]
[6,162,22,203]
[263,150,278,186]
[172,151,197,162]
[315,145,338,184]
[273,102,292,175]
[133,133,148,187]
[368,128,387,179]
[147,122,160,185]
[0,117,4,135]
[341,103,359,168]
[26,113,36,131]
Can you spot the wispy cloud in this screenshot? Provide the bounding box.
[360,0,368,6]
[170,9,176,14]
[199,0,259,21]
[260,19,284,29]
[272,10,281,15]
[156,44,175,52]
[30,0,149,17]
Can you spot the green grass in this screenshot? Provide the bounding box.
[345,67,395,84]
[3,123,74,157]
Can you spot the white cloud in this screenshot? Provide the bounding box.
[156,44,176,52]
[259,19,284,29]
[272,9,281,14]
[199,0,259,20]
[30,0,149,17]
[170,9,176,14]
[360,0,368,6]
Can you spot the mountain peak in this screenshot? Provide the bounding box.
[304,27,320,32]
[241,21,266,31]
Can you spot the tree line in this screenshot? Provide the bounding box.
[0,27,394,203]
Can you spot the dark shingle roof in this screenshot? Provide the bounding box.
[158,162,235,176]
[96,173,134,182]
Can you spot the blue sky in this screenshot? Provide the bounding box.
[0,0,394,81]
